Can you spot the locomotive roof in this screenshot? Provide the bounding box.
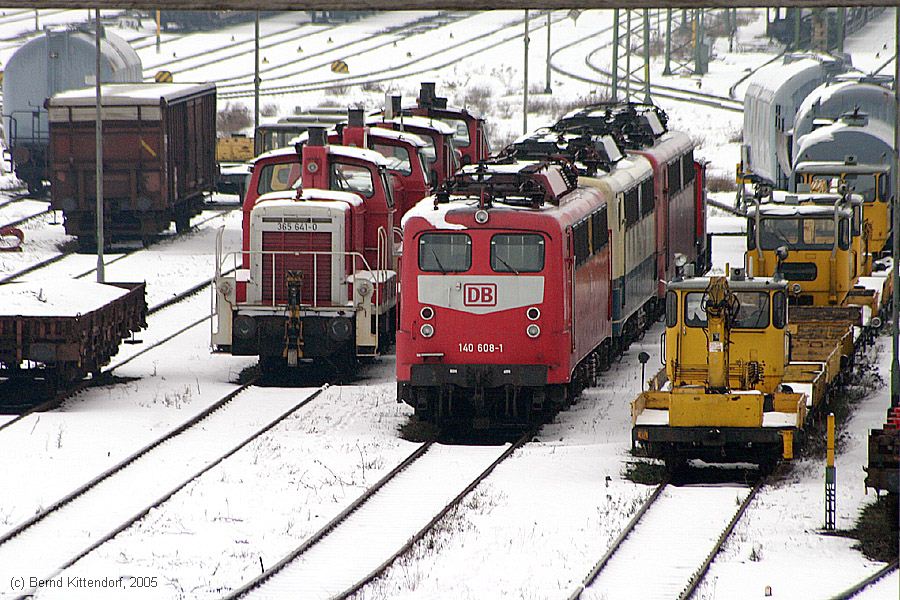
[667,275,787,292]
[769,190,863,205]
[748,203,854,219]
[365,126,429,147]
[250,143,391,168]
[254,188,363,207]
[50,82,215,105]
[369,115,455,135]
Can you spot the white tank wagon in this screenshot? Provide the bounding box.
[742,53,848,189]
[2,25,142,195]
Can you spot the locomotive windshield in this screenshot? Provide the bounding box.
[752,216,849,251]
[445,118,470,148]
[799,172,889,202]
[256,162,301,195]
[418,233,471,273]
[490,234,545,273]
[373,142,413,176]
[331,162,375,197]
[684,291,771,329]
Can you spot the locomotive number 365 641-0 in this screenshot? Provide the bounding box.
[459,343,504,353]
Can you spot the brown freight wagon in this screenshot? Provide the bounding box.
[47,82,217,247]
[0,280,147,386]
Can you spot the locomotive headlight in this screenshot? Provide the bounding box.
[420,306,435,320]
[791,283,802,295]
[233,315,256,340]
[526,306,541,321]
[872,316,883,329]
[356,280,372,297]
[474,209,489,224]
[526,324,541,338]
[420,323,435,338]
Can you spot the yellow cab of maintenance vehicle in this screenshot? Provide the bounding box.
[632,267,812,471]
[746,190,866,307]
[794,160,891,275]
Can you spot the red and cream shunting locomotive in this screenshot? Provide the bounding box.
[212,130,398,371]
[396,161,612,426]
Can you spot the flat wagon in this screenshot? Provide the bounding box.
[0,280,147,386]
[48,82,217,247]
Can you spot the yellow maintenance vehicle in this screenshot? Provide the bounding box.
[632,188,876,470]
[746,188,890,328]
[632,269,826,470]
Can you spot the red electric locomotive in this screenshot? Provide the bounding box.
[555,103,709,296]
[396,160,612,427]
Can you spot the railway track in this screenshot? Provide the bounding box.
[568,476,763,600]
[227,429,536,599]
[0,207,231,285]
[547,19,745,113]
[831,560,900,599]
[0,382,329,599]
[219,11,563,100]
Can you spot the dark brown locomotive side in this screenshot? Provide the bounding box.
[48,84,217,246]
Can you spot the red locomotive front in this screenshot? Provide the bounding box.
[397,161,612,428]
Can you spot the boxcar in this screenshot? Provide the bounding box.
[48,82,217,246]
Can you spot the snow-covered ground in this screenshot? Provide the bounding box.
[0,7,897,600]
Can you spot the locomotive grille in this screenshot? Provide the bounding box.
[261,231,332,306]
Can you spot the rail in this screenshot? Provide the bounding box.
[568,475,764,600]
[3,382,330,600]
[567,479,670,600]
[830,559,899,599]
[229,426,538,599]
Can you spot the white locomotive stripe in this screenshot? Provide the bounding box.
[417,275,544,315]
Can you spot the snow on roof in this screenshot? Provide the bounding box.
[0,280,132,317]
[328,145,391,167]
[368,127,428,147]
[745,56,824,101]
[372,115,455,135]
[50,82,215,105]
[251,144,390,167]
[795,116,894,158]
[401,197,469,230]
[750,203,851,218]
[253,146,300,163]
[254,188,362,208]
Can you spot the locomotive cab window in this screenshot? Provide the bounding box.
[445,118,470,148]
[491,234,545,273]
[331,162,375,198]
[623,188,639,227]
[640,178,654,216]
[684,291,770,329]
[372,142,412,176]
[418,233,471,273]
[257,162,300,195]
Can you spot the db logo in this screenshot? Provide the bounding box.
[463,283,497,306]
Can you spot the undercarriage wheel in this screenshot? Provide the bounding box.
[27,179,45,197]
[175,211,191,234]
[258,356,286,374]
[664,454,687,474]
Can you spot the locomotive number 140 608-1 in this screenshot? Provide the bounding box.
[459,343,504,353]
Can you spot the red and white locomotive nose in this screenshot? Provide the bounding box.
[397,160,612,428]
